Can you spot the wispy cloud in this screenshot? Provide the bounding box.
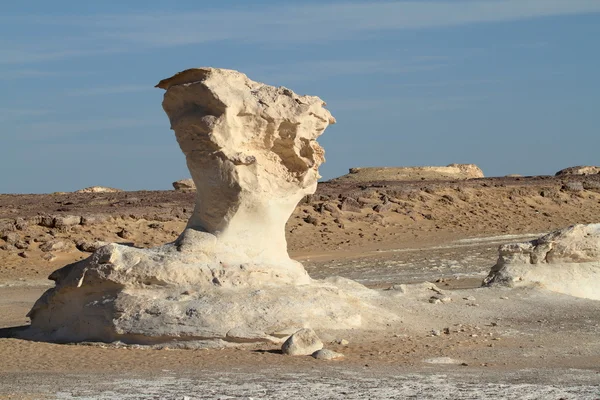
[330,94,485,112]
[253,58,450,83]
[66,84,154,96]
[1,0,599,64]
[13,117,165,140]
[0,108,52,122]
[0,69,58,80]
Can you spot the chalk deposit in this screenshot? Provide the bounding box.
[483,224,600,300]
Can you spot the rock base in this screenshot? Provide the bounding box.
[26,235,392,346]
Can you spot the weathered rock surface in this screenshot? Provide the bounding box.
[281,328,323,356]
[483,224,600,300]
[26,68,393,346]
[331,164,484,183]
[172,179,196,191]
[555,166,600,176]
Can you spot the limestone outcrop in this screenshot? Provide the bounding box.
[26,68,393,346]
[555,166,600,176]
[330,164,483,183]
[75,186,122,193]
[483,224,600,300]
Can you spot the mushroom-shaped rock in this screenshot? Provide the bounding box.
[24,68,394,346]
[157,68,335,266]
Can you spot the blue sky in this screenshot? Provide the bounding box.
[1,0,599,193]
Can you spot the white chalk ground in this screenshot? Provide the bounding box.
[1,368,599,399]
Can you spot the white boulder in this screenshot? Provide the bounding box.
[281,328,323,356]
[483,224,600,300]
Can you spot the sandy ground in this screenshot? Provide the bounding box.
[1,175,600,399]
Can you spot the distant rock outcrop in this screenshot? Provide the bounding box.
[172,179,196,191]
[483,224,600,300]
[555,166,600,176]
[75,186,122,193]
[330,164,483,183]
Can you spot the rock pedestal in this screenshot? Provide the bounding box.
[26,68,391,346]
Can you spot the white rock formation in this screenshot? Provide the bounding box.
[483,224,600,300]
[26,68,393,346]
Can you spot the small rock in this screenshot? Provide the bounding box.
[463,296,476,301]
[42,253,57,262]
[321,203,340,217]
[431,329,441,337]
[14,241,29,250]
[303,215,319,226]
[172,179,196,191]
[440,297,453,303]
[281,328,323,356]
[2,232,20,245]
[38,216,56,228]
[39,240,68,252]
[14,218,28,231]
[81,215,107,225]
[1,242,17,251]
[53,215,81,228]
[18,251,29,258]
[312,349,344,360]
[373,203,393,213]
[76,240,109,253]
[336,339,349,346]
[340,197,362,213]
[429,296,442,304]
[117,228,133,239]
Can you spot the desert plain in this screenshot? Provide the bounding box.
[1,171,599,399]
